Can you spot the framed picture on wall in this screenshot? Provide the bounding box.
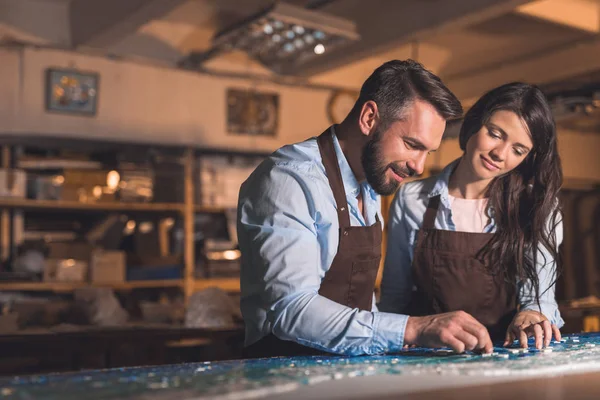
[45,68,99,116]
[327,89,358,125]
[226,88,278,136]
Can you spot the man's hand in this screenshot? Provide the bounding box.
[504,310,561,349]
[404,311,493,354]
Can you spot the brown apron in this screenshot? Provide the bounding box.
[408,195,517,341]
[244,128,382,358]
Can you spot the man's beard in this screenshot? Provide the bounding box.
[361,128,415,196]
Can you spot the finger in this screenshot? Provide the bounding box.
[542,320,552,348]
[518,320,534,331]
[442,335,466,354]
[504,329,514,347]
[454,329,480,352]
[482,336,494,354]
[524,323,536,336]
[507,327,520,347]
[519,329,528,348]
[533,324,543,350]
[460,321,493,353]
[552,325,562,342]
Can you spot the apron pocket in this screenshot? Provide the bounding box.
[352,258,380,273]
[432,256,494,315]
[348,258,380,310]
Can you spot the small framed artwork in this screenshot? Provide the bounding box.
[327,90,358,124]
[45,68,99,116]
[226,88,278,136]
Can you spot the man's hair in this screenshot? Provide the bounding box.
[349,59,463,128]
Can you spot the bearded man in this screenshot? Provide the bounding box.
[237,60,492,357]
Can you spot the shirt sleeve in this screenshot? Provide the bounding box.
[238,162,407,355]
[519,210,565,328]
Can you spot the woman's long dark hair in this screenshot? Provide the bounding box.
[459,82,563,309]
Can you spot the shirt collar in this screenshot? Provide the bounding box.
[428,158,461,208]
[330,126,377,201]
[428,157,496,228]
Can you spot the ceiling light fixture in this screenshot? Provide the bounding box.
[180,2,360,75]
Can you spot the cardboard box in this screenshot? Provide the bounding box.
[90,250,126,283]
[63,170,107,187]
[44,259,87,282]
[61,170,116,203]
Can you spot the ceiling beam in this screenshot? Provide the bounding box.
[515,0,600,33]
[70,0,189,48]
[280,0,535,76]
[446,36,600,101]
[0,0,70,45]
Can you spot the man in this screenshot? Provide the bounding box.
[237,60,494,357]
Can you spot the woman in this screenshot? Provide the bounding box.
[380,82,564,350]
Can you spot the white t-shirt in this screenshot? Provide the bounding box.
[447,194,489,233]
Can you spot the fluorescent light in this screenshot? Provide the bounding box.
[186,3,360,75]
[263,24,274,34]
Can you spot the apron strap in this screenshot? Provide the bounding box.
[423,195,441,230]
[317,128,351,229]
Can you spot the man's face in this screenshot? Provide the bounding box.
[362,99,447,195]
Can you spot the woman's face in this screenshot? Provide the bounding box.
[465,110,534,181]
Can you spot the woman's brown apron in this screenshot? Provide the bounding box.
[408,195,517,341]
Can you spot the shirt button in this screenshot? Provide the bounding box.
[343,230,349,236]
[339,207,346,212]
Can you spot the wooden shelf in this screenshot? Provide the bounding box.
[0,198,184,212]
[0,280,184,292]
[194,278,240,292]
[0,142,251,303]
[0,279,239,293]
[194,205,227,214]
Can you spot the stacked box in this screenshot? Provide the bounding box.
[90,250,126,284]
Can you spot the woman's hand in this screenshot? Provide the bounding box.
[504,310,561,349]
